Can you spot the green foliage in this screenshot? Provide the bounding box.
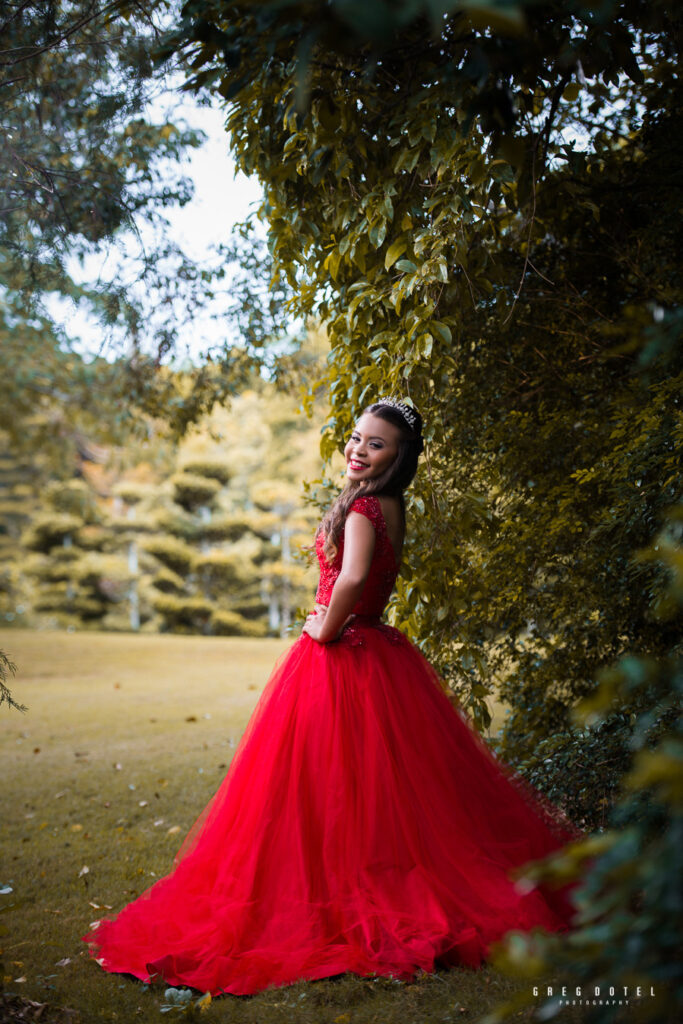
[152,566,187,594]
[112,482,156,506]
[0,2,259,464]
[511,717,635,834]
[43,480,98,518]
[21,514,83,554]
[484,506,683,1023]
[153,508,198,542]
[143,536,197,576]
[211,609,268,637]
[171,472,222,511]
[230,599,269,621]
[152,593,213,632]
[196,515,259,543]
[167,0,683,790]
[17,472,137,625]
[178,460,233,485]
[3,367,324,636]
[195,552,249,587]
[160,985,212,1015]
[0,648,25,713]
[160,5,683,1012]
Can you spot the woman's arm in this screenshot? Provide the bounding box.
[302,511,375,643]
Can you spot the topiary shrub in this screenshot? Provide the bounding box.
[195,552,249,588]
[43,479,97,518]
[152,566,186,594]
[21,514,81,553]
[171,473,221,511]
[195,515,256,543]
[143,536,196,575]
[178,460,232,485]
[231,599,269,620]
[152,593,213,633]
[211,609,268,637]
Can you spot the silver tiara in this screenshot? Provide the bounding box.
[376,397,418,430]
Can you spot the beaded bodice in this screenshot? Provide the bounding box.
[314,495,400,616]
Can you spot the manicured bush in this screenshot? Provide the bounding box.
[211,608,268,637]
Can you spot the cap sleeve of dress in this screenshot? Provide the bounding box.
[348,495,381,530]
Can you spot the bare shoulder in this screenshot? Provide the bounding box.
[375,494,401,520]
[376,495,404,557]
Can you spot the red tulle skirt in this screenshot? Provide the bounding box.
[83,618,583,996]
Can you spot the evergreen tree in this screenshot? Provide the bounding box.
[0,1,254,456]
[21,475,131,630]
[0,442,42,627]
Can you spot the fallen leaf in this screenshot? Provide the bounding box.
[138,800,149,807]
[55,958,72,967]
[71,824,83,832]
[33,748,41,754]
[78,865,90,878]
[185,716,197,722]
[154,819,165,827]
[114,763,122,771]
[167,826,181,835]
[14,976,26,983]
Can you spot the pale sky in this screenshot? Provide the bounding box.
[50,95,264,363]
[162,99,263,263]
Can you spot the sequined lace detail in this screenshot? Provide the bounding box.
[314,495,400,617]
[337,617,408,648]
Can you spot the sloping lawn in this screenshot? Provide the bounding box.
[0,629,577,1024]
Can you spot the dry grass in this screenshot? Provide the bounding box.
[0,629,580,1024]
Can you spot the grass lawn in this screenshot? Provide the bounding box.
[0,629,580,1024]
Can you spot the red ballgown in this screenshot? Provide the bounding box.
[83,495,583,996]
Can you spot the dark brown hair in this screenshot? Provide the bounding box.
[318,401,424,563]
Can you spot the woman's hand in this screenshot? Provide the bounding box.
[301,609,330,643]
[302,608,356,644]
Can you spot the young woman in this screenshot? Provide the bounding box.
[83,398,583,996]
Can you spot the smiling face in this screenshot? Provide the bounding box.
[344,412,402,482]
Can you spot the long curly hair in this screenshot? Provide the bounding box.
[318,400,424,564]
